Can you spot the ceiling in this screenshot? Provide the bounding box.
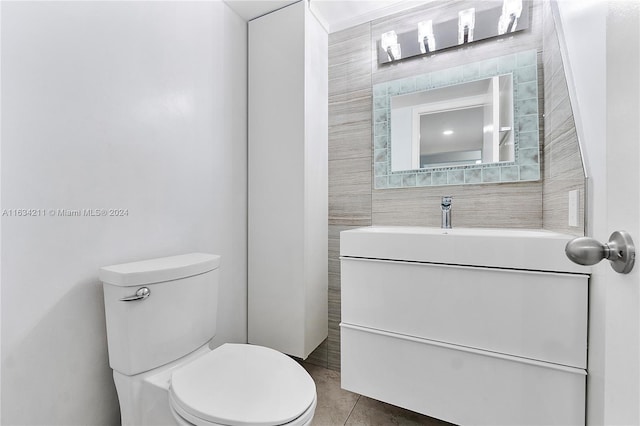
[223,1,298,22]
[224,0,432,33]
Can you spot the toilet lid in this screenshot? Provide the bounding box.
[169,344,316,426]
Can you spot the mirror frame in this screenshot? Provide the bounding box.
[373,49,540,189]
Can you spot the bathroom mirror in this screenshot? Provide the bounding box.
[390,74,514,171]
[373,49,540,189]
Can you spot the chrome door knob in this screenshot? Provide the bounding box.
[565,231,635,274]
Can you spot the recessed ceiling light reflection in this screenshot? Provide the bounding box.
[442,130,454,135]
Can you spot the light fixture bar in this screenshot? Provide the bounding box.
[376,1,530,65]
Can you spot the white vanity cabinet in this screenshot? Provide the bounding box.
[247,1,328,359]
[340,227,590,426]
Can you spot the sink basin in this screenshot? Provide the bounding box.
[340,226,590,273]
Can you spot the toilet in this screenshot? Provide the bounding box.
[100,253,317,426]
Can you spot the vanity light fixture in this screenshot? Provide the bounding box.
[498,0,523,35]
[381,30,401,61]
[418,20,436,54]
[458,8,476,44]
[376,2,530,65]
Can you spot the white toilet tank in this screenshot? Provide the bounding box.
[100,253,220,376]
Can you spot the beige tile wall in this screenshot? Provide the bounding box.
[541,1,586,235]
[306,0,585,371]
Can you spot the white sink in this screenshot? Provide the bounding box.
[340,226,591,273]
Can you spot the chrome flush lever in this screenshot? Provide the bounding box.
[565,231,635,274]
[120,287,151,301]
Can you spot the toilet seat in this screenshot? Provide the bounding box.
[169,393,316,426]
[169,344,317,426]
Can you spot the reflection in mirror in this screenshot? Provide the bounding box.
[390,74,514,171]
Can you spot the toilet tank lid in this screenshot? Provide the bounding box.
[99,253,220,287]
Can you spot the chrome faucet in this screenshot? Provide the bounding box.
[441,196,452,229]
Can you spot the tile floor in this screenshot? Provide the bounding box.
[301,363,453,426]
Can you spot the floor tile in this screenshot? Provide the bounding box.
[302,363,360,426]
[344,396,452,426]
[302,362,454,426]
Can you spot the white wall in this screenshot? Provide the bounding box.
[0,1,247,424]
[553,0,606,237]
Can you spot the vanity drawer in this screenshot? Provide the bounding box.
[341,257,588,368]
[341,324,586,426]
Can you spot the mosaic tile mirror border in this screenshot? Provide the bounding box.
[373,49,540,189]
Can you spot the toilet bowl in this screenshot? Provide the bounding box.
[100,253,317,426]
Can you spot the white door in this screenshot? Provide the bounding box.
[556,1,640,424]
[598,2,640,423]
[589,1,639,424]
